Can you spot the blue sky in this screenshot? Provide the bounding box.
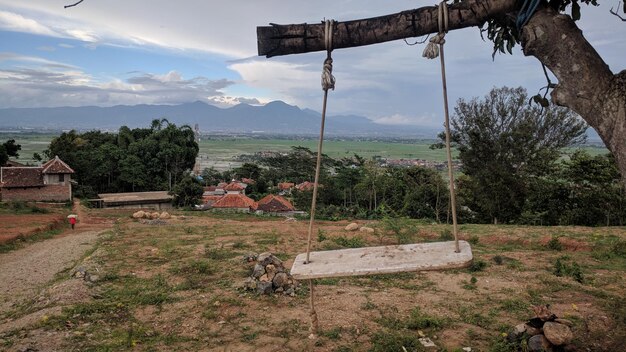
[0,0,625,127]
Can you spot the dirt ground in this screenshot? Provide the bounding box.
[0,209,625,351]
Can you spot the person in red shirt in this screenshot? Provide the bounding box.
[69,216,76,230]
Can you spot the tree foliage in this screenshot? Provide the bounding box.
[45,119,198,197]
[443,86,587,223]
[171,172,204,207]
[0,139,22,166]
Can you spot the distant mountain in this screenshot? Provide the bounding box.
[0,101,439,137]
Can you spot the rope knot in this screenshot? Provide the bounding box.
[321,19,336,91]
[422,1,449,60]
[321,57,335,91]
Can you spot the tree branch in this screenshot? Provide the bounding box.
[257,0,519,57]
[64,0,84,9]
[610,5,626,21]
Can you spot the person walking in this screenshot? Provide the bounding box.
[69,215,77,230]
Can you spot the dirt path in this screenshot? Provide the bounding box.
[0,200,111,315]
[0,229,103,314]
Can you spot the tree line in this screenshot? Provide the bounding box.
[207,87,625,226]
[44,118,198,197]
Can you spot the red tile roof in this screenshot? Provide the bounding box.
[278,182,295,190]
[296,181,318,191]
[241,178,256,185]
[212,194,257,210]
[0,167,43,188]
[202,195,223,205]
[257,194,295,212]
[41,156,74,174]
[224,182,245,191]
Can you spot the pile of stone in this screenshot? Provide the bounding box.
[132,210,171,220]
[345,222,375,233]
[507,305,575,352]
[242,252,298,296]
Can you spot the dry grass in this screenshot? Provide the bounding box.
[1,211,625,351]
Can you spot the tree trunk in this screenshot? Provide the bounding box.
[257,1,626,184]
[521,7,626,187]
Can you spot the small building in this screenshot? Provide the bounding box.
[296,181,318,192]
[0,156,74,202]
[212,193,257,212]
[94,191,173,209]
[224,181,246,194]
[257,194,296,214]
[203,186,225,196]
[201,195,223,208]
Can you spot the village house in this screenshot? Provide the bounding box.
[0,156,74,202]
[224,181,246,194]
[296,181,318,192]
[256,194,296,215]
[277,182,295,195]
[93,191,173,209]
[211,193,258,212]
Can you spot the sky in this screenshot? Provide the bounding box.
[0,0,625,128]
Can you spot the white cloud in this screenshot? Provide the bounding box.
[0,10,58,36]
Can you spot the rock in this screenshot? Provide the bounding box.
[87,274,99,283]
[273,272,289,288]
[73,266,86,278]
[508,323,527,342]
[259,274,270,282]
[252,264,265,278]
[543,321,573,346]
[132,210,145,219]
[359,226,375,233]
[151,212,160,219]
[243,277,257,290]
[418,337,436,348]
[285,287,295,296]
[257,252,272,265]
[554,318,573,327]
[528,334,552,352]
[345,223,359,231]
[525,324,542,336]
[462,348,472,352]
[159,211,171,219]
[256,281,273,295]
[266,264,277,279]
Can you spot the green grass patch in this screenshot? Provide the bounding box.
[331,235,366,248]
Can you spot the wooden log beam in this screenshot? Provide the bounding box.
[257,0,519,57]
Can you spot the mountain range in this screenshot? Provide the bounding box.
[0,101,439,137]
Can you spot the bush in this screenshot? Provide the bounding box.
[469,259,487,272]
[332,236,365,248]
[547,236,563,251]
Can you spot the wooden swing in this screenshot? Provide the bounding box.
[260,2,472,334]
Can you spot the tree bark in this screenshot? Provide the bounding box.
[521,7,626,186]
[256,0,626,184]
[257,0,518,57]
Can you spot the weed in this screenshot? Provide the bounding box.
[205,247,239,260]
[405,307,446,330]
[318,229,327,242]
[369,330,424,352]
[321,327,342,340]
[462,276,478,290]
[468,235,480,245]
[469,259,487,272]
[553,257,584,283]
[362,300,377,310]
[492,255,504,265]
[547,236,563,251]
[332,235,365,248]
[439,229,454,241]
[232,241,247,249]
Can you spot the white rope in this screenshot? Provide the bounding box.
[422,1,449,59]
[422,0,460,253]
[321,20,336,91]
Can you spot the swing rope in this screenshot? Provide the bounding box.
[305,19,336,337]
[422,1,460,253]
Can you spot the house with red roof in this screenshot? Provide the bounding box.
[256,194,295,214]
[0,156,75,202]
[224,181,246,194]
[211,193,258,212]
[296,181,319,192]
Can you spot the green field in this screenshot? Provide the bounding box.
[1,132,610,168]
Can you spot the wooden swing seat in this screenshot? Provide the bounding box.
[290,240,473,280]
